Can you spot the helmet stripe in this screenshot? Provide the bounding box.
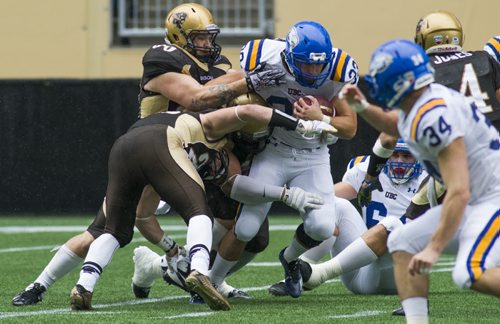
[410,98,446,141]
[246,39,264,71]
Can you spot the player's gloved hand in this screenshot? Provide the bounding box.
[339,84,370,113]
[321,133,339,145]
[281,186,324,214]
[295,120,338,139]
[357,178,383,207]
[246,63,286,91]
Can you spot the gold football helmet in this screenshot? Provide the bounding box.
[415,10,464,52]
[165,3,221,62]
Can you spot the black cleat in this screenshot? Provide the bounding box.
[268,281,288,296]
[12,283,46,306]
[132,283,151,299]
[392,306,405,316]
[189,292,205,304]
[278,248,302,298]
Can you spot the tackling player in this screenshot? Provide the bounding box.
[11,2,284,307]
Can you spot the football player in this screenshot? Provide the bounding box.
[11,2,285,307]
[359,11,500,204]
[208,21,359,299]
[343,39,500,323]
[68,100,336,311]
[268,139,427,296]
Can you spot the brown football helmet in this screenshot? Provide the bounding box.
[415,10,464,52]
[165,3,221,62]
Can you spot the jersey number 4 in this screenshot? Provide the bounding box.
[460,63,493,114]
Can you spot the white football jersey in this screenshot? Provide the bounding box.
[397,83,500,204]
[342,156,428,228]
[240,38,359,149]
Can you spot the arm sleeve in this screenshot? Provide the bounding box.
[229,175,284,204]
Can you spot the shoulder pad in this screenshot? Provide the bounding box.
[330,48,359,84]
[347,155,369,169]
[240,39,266,72]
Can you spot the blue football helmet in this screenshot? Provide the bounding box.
[383,138,422,185]
[365,39,435,108]
[285,21,334,88]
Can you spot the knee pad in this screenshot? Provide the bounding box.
[296,223,323,249]
[234,215,263,242]
[245,232,269,253]
[379,216,403,234]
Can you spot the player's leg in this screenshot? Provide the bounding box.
[281,148,336,298]
[12,202,108,306]
[387,205,459,323]
[132,185,182,298]
[209,146,282,289]
[452,204,500,297]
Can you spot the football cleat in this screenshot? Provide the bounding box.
[131,246,161,298]
[268,281,288,296]
[278,248,303,298]
[188,292,205,304]
[217,280,251,299]
[12,283,46,306]
[392,306,405,316]
[302,260,329,290]
[70,285,93,310]
[184,270,231,311]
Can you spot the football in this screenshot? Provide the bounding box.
[300,95,335,117]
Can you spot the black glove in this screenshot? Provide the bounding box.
[245,63,286,91]
[357,178,383,207]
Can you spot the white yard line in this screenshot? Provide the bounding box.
[0,224,298,234]
[162,311,215,319]
[327,310,386,319]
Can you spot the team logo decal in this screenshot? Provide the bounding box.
[369,52,393,76]
[287,27,299,50]
[433,35,443,45]
[452,36,460,44]
[172,11,187,28]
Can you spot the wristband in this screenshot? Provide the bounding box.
[372,138,394,158]
[322,115,331,124]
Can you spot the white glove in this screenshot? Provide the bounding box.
[295,119,338,139]
[281,187,324,214]
[246,63,286,91]
[321,133,339,145]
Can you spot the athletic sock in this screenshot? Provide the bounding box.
[34,244,83,290]
[402,297,429,324]
[209,254,238,286]
[77,233,119,292]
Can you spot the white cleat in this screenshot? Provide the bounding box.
[131,246,162,298]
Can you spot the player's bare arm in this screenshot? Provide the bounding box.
[144,71,248,111]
